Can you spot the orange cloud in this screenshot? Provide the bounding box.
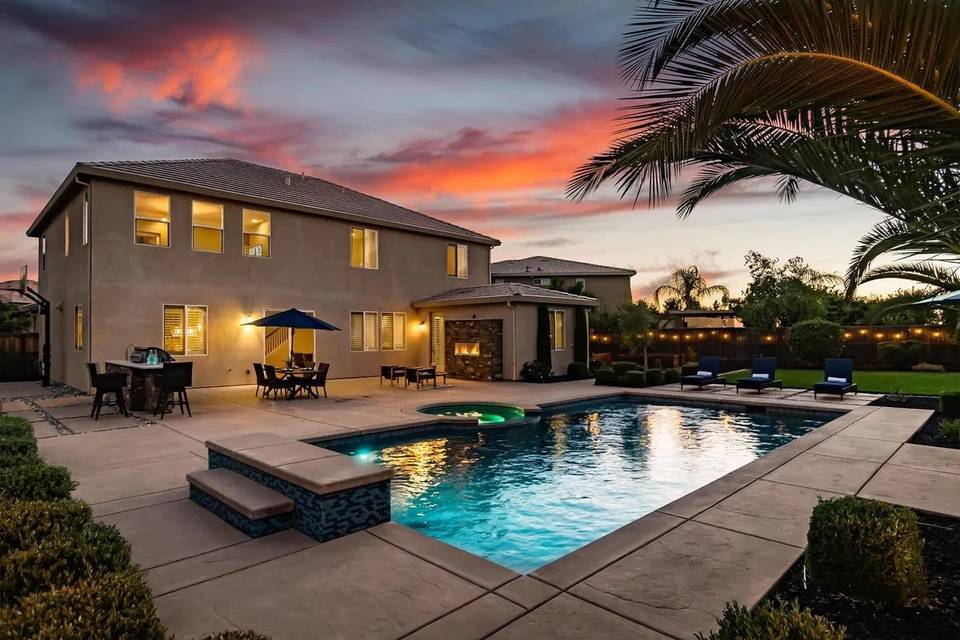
[76,34,251,110]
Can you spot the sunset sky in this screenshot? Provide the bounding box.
[0,0,892,299]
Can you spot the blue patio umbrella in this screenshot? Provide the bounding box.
[913,289,960,306]
[244,308,340,364]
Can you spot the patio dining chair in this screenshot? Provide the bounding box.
[299,362,330,398]
[263,364,296,399]
[86,362,128,420]
[253,363,267,397]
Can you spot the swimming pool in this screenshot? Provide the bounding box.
[328,398,828,572]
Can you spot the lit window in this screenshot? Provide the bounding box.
[74,305,83,351]
[163,305,207,356]
[446,243,468,278]
[350,228,378,269]
[64,214,69,257]
[82,190,89,246]
[242,210,271,257]
[379,312,407,351]
[350,311,378,351]
[135,192,170,247]
[40,237,46,271]
[192,201,223,253]
[549,310,566,351]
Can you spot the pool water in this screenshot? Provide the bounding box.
[418,403,525,425]
[331,399,826,572]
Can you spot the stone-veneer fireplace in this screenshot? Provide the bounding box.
[444,319,503,381]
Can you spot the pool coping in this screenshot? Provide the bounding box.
[289,390,947,639]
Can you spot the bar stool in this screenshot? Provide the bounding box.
[86,363,128,420]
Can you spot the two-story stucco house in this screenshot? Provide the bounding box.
[491,256,635,311]
[27,159,595,390]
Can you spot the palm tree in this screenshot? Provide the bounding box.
[653,266,729,310]
[568,1,960,296]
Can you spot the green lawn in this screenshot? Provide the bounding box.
[725,368,960,396]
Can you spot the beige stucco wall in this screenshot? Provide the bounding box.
[494,274,631,310]
[41,177,493,389]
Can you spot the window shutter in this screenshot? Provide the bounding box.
[457,244,468,278]
[364,229,378,269]
[350,312,364,351]
[555,311,565,350]
[163,306,185,355]
[380,313,394,351]
[363,312,378,351]
[186,306,207,355]
[350,228,363,267]
[394,313,406,350]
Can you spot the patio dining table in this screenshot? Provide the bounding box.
[277,367,320,399]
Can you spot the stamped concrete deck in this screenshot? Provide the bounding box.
[3,378,957,639]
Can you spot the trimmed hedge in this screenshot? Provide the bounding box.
[645,368,665,387]
[0,416,33,439]
[806,496,927,607]
[789,320,843,367]
[0,522,131,603]
[0,571,166,640]
[0,434,37,458]
[594,367,619,386]
[663,368,681,384]
[566,362,590,380]
[939,418,960,444]
[0,450,41,469]
[941,390,960,418]
[696,600,845,640]
[623,370,646,388]
[0,500,92,555]
[611,361,639,377]
[0,463,75,501]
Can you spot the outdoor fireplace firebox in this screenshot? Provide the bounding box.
[454,342,481,356]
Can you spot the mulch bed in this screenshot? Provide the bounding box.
[872,394,958,449]
[767,513,960,640]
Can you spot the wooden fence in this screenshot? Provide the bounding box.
[590,325,960,371]
[0,332,40,381]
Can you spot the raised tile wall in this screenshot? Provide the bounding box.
[445,319,503,381]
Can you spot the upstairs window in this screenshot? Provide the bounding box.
[74,305,83,351]
[549,309,566,351]
[64,215,69,257]
[533,277,550,286]
[192,201,223,253]
[349,311,378,351]
[447,243,468,278]
[379,312,407,351]
[242,210,271,257]
[163,304,207,356]
[82,190,89,246]
[134,191,170,247]
[350,228,378,269]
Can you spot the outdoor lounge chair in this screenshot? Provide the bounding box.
[380,365,404,386]
[736,357,783,394]
[813,359,858,400]
[406,367,437,390]
[680,356,726,390]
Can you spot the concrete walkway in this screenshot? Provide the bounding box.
[3,379,956,639]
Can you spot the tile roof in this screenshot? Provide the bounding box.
[491,255,635,276]
[29,158,498,244]
[413,282,598,307]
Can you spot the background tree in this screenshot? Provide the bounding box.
[0,303,30,334]
[789,320,844,367]
[653,266,729,311]
[618,301,659,369]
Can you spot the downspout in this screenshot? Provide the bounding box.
[75,176,92,369]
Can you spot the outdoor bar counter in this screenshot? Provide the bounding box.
[105,360,162,412]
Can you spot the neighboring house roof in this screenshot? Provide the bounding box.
[491,256,636,277]
[0,280,38,305]
[27,158,499,245]
[413,282,598,308]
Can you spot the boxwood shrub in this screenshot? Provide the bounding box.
[789,320,843,367]
[0,463,75,501]
[696,600,844,640]
[0,522,132,602]
[663,368,681,384]
[0,450,41,469]
[594,367,619,386]
[0,571,166,640]
[0,416,33,439]
[645,368,665,387]
[611,361,639,377]
[940,390,960,418]
[520,360,551,383]
[0,500,92,555]
[623,370,646,388]
[566,362,590,380]
[806,496,927,607]
[0,433,38,458]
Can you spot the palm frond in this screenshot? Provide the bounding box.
[857,261,960,291]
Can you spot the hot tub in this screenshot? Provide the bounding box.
[418,402,526,425]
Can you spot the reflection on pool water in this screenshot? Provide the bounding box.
[329,399,827,572]
[418,403,525,425]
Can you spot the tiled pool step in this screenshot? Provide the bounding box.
[192,432,393,542]
[187,469,295,538]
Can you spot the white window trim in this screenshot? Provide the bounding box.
[349,310,379,352]
[533,277,551,286]
[350,227,379,269]
[242,209,271,258]
[550,309,567,351]
[82,190,89,246]
[162,303,209,357]
[379,312,407,352]
[447,243,468,279]
[134,191,171,248]
[192,201,224,254]
[575,278,586,288]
